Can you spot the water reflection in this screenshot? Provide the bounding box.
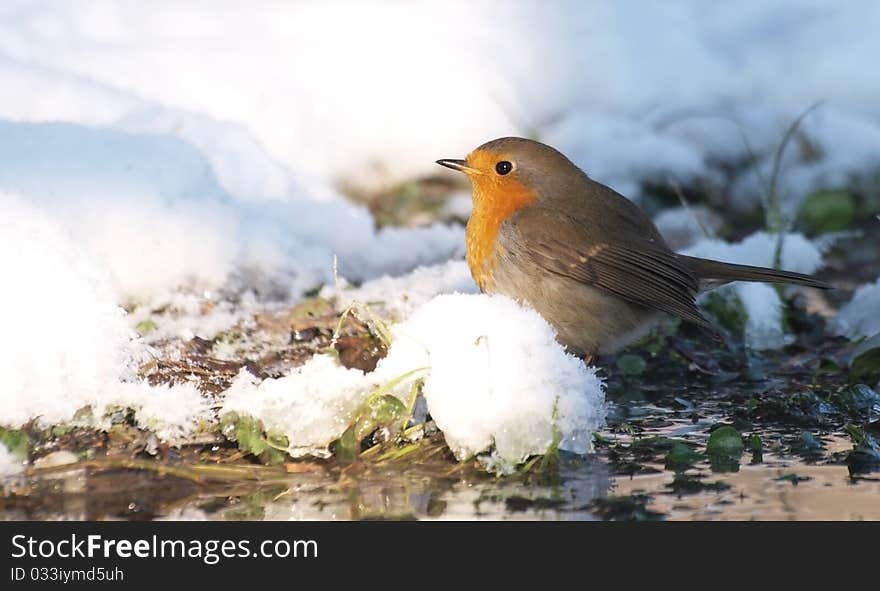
[0,456,610,521]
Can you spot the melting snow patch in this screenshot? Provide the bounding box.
[222,356,370,458]
[219,294,605,471]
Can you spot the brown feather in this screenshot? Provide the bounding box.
[506,206,719,334]
[679,255,831,289]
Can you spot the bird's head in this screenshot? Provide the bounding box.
[436,137,583,214]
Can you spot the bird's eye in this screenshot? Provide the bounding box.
[495,161,513,175]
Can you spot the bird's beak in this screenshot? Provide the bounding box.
[436,158,480,175]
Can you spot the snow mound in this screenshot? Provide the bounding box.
[220,294,605,470]
[389,294,606,470]
[0,192,208,439]
[683,232,826,349]
[0,191,134,426]
[835,276,880,340]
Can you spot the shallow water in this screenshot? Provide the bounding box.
[3,433,877,521]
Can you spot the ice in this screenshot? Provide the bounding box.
[835,276,880,340]
[683,232,826,349]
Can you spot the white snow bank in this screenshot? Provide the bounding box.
[0,192,207,439]
[0,191,134,426]
[0,445,23,479]
[683,232,826,349]
[0,119,464,309]
[1,1,878,202]
[221,294,605,470]
[835,276,880,340]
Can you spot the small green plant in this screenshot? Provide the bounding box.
[220,413,289,465]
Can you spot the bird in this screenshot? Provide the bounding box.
[436,137,830,362]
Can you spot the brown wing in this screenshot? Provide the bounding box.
[506,206,717,333]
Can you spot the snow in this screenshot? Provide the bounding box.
[0,444,23,479]
[654,206,722,251]
[0,191,135,427]
[1,1,877,204]
[222,356,370,458]
[221,294,606,470]
[835,276,880,340]
[0,120,464,310]
[325,260,477,321]
[0,1,874,466]
[389,294,605,471]
[0,192,208,440]
[683,232,826,349]
[683,232,825,275]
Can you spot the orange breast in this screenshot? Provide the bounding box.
[466,178,537,291]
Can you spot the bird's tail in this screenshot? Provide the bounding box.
[679,255,831,289]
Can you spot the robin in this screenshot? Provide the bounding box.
[437,137,830,361]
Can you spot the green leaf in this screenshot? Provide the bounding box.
[707,426,744,456]
[0,427,30,460]
[261,431,291,466]
[664,442,703,472]
[220,412,286,463]
[748,434,764,453]
[135,319,157,335]
[706,426,744,473]
[799,190,855,234]
[616,354,646,377]
[748,434,764,464]
[538,418,563,480]
[334,426,358,463]
[353,394,407,441]
[850,348,880,386]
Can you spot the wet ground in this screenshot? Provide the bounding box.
[2,320,878,521]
